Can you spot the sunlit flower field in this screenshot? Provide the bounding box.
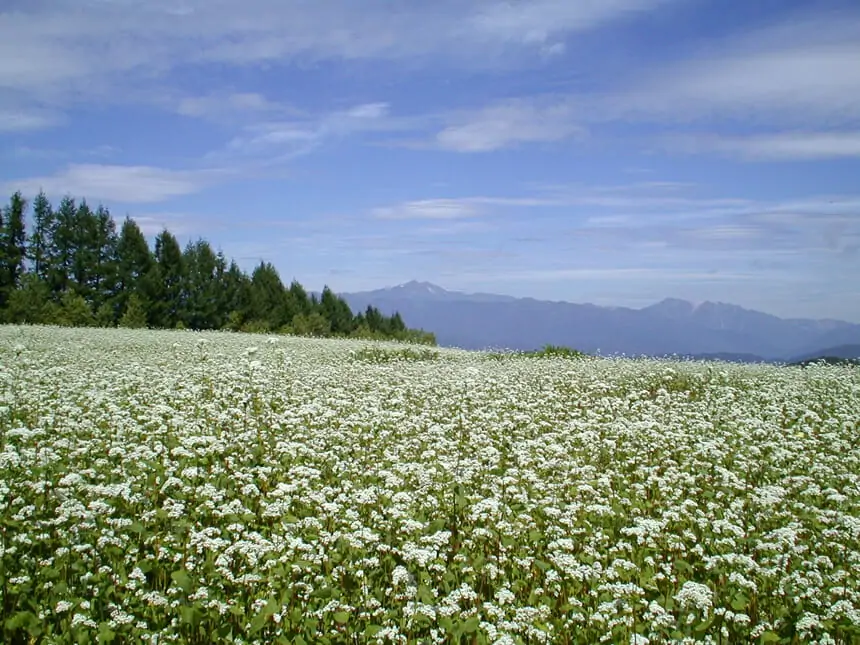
[1,326,859,645]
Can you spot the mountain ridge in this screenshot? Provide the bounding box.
[340,281,860,359]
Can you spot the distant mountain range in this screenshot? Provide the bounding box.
[339,281,860,362]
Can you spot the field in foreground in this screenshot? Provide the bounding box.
[1,327,859,645]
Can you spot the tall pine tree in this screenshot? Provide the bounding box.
[0,192,28,306]
[115,217,153,318]
[147,230,184,328]
[28,191,56,284]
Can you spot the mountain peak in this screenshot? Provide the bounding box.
[392,280,448,296]
[646,297,696,316]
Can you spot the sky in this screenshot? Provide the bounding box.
[1,0,859,322]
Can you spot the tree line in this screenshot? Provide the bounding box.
[0,191,435,344]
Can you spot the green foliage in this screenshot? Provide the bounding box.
[3,274,57,324]
[524,344,587,358]
[485,344,588,361]
[0,191,28,305]
[0,191,431,345]
[95,301,116,327]
[351,346,441,363]
[118,293,148,329]
[27,190,55,282]
[57,291,95,327]
[289,311,332,337]
[240,319,272,334]
[114,216,152,314]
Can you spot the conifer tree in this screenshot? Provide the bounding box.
[0,192,28,305]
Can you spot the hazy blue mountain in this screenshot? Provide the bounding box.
[340,281,860,359]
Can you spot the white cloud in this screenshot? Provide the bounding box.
[670,131,860,161]
[465,0,666,44]
[0,0,671,108]
[219,102,407,162]
[372,194,566,220]
[436,98,584,152]
[430,9,860,154]
[599,11,860,126]
[176,92,284,121]
[407,10,860,153]
[0,108,64,132]
[496,268,755,283]
[132,213,202,236]
[373,199,483,221]
[6,164,223,203]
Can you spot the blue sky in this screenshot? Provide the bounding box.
[1,0,859,321]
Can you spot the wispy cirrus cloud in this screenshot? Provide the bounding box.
[0,108,64,132]
[373,199,484,221]
[370,182,860,258]
[435,98,585,152]
[0,0,670,114]
[175,92,288,122]
[372,193,570,220]
[597,9,860,127]
[667,131,860,161]
[496,267,756,283]
[218,102,407,162]
[425,8,860,155]
[5,164,228,203]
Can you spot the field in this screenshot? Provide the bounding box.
[1,326,859,645]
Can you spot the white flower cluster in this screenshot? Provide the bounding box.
[0,326,858,644]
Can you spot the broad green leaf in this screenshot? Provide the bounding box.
[731,593,749,611]
[365,625,383,637]
[170,569,193,593]
[97,622,116,644]
[462,616,480,634]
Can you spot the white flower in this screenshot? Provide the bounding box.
[674,581,713,612]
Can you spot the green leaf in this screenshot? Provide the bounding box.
[97,622,116,644]
[333,611,349,624]
[731,593,749,611]
[170,569,193,593]
[694,617,714,633]
[365,625,383,637]
[5,611,36,631]
[304,618,319,632]
[249,610,269,634]
[263,597,279,615]
[179,606,202,628]
[462,616,480,634]
[313,587,333,599]
[760,632,781,643]
[428,519,447,532]
[417,584,434,604]
[250,597,279,634]
[439,617,455,634]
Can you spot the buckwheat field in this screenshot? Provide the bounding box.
[1,326,859,645]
